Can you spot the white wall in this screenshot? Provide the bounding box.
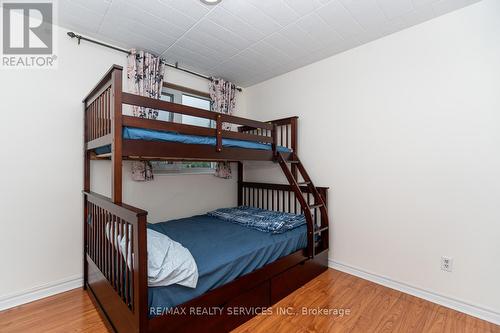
[91,162,237,222]
[0,26,123,304]
[241,0,500,318]
[0,24,237,306]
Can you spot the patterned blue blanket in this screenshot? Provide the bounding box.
[207,206,305,234]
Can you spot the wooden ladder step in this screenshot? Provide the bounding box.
[310,203,323,209]
[297,181,311,186]
[314,226,328,234]
[288,160,300,164]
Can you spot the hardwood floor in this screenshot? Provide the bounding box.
[0,269,498,333]
[0,286,109,332]
[233,270,499,333]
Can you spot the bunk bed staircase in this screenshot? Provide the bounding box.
[277,152,329,258]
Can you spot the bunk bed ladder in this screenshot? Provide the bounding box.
[277,152,329,258]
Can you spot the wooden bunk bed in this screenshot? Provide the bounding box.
[83,65,330,333]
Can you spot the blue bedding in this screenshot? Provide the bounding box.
[208,206,305,234]
[94,127,291,154]
[147,214,306,316]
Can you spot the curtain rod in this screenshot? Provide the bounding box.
[67,32,242,92]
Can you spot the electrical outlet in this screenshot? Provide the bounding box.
[441,256,453,272]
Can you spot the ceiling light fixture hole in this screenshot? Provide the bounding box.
[200,0,222,5]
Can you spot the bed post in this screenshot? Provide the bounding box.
[135,213,149,332]
[83,104,90,290]
[237,162,243,206]
[215,114,222,152]
[271,124,278,160]
[111,67,123,204]
[290,117,298,179]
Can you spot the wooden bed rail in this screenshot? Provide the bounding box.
[83,65,122,104]
[83,191,147,333]
[239,116,298,160]
[121,93,274,152]
[84,80,113,150]
[83,65,122,148]
[269,116,298,154]
[83,65,123,203]
[122,93,273,132]
[121,116,273,145]
[238,181,328,256]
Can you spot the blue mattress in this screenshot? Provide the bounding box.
[94,127,290,154]
[147,214,307,316]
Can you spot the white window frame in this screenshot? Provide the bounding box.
[152,86,216,175]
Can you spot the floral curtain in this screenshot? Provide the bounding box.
[127,49,165,181]
[209,77,237,179]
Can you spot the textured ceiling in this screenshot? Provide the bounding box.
[59,0,481,87]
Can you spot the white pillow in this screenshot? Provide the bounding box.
[146,229,198,288]
[106,222,133,269]
[115,228,198,288]
[105,221,120,250]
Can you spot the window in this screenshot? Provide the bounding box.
[151,85,215,174]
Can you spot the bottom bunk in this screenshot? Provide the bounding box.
[147,213,307,312]
[83,182,329,333]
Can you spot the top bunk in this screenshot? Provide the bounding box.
[83,65,297,162]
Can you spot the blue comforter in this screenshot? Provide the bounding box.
[147,214,306,316]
